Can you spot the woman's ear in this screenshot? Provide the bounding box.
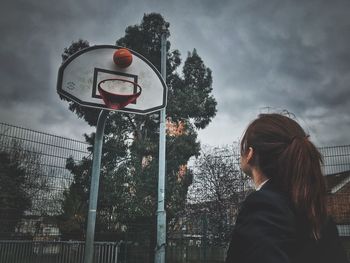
[240,147,254,176]
[246,147,254,163]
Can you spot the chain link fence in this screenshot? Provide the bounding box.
[0,122,350,262]
[0,122,90,240]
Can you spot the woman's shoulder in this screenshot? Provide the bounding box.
[243,181,292,212]
[237,181,296,225]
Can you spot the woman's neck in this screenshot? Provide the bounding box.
[251,167,268,189]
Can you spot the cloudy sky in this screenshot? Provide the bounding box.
[1,0,349,147]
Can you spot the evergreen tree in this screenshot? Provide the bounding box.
[59,13,217,258]
[0,150,31,239]
[0,140,49,239]
[61,39,89,62]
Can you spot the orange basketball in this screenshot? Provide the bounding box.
[113,48,133,68]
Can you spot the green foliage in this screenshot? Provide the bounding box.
[175,49,217,129]
[59,13,217,244]
[0,150,31,239]
[61,39,90,62]
[57,156,90,240]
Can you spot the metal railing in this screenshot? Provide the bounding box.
[0,240,118,263]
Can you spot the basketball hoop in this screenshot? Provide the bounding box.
[57,45,166,114]
[98,78,142,110]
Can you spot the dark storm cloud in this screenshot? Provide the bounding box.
[173,0,350,145]
[0,0,349,145]
[202,0,350,144]
[0,0,135,138]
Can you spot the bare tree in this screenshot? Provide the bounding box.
[184,145,252,244]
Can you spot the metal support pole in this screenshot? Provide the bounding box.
[155,29,167,263]
[84,110,109,263]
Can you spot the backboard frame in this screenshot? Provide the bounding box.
[57,45,167,115]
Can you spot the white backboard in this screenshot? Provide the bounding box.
[57,45,167,114]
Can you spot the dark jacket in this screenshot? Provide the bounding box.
[225,180,348,263]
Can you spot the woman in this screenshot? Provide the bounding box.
[225,113,348,263]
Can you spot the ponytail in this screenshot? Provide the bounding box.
[280,136,327,239]
[241,113,327,240]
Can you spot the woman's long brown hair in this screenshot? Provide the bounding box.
[240,113,327,240]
